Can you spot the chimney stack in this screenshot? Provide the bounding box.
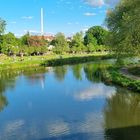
[41,8,44,35]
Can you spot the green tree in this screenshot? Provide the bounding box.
[0,18,6,35]
[84,31,97,46]
[105,0,140,56]
[0,32,19,55]
[52,33,69,54]
[20,32,30,46]
[87,43,95,52]
[84,26,108,46]
[70,32,85,53]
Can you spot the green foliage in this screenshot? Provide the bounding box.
[0,18,6,35]
[87,43,95,52]
[84,26,108,46]
[20,32,30,46]
[106,0,140,56]
[53,66,67,81]
[52,32,69,54]
[42,54,113,67]
[72,64,82,80]
[70,32,86,53]
[84,32,97,46]
[0,23,109,56]
[0,32,19,55]
[103,68,140,92]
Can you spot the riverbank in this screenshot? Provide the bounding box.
[0,52,112,70]
[102,67,140,92]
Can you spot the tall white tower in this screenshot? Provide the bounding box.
[41,8,44,35]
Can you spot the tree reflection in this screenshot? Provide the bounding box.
[0,95,8,112]
[71,64,82,80]
[23,67,48,89]
[84,62,109,83]
[53,66,67,81]
[104,88,140,140]
[0,70,18,112]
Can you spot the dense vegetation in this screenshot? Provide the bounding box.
[106,0,140,57]
[0,18,110,56]
[102,68,140,92]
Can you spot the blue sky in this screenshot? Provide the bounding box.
[0,0,119,36]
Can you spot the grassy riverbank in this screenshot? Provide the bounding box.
[102,67,140,92]
[0,52,112,70]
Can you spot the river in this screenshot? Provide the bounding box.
[0,60,140,140]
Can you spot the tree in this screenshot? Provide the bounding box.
[87,43,95,52]
[70,32,85,53]
[0,18,6,35]
[84,31,97,46]
[105,0,140,56]
[52,33,69,54]
[0,32,19,55]
[20,32,30,46]
[84,26,108,46]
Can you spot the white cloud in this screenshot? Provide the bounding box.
[24,30,39,33]
[84,0,120,7]
[84,12,97,16]
[105,0,120,6]
[84,0,104,7]
[21,16,34,19]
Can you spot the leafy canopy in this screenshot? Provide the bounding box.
[70,32,85,52]
[52,32,68,54]
[84,26,108,46]
[106,0,140,56]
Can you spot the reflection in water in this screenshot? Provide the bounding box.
[47,120,70,137]
[72,64,83,81]
[0,95,8,112]
[84,61,111,83]
[0,70,19,111]
[53,66,67,81]
[25,74,46,89]
[74,83,116,101]
[0,60,140,140]
[104,88,140,140]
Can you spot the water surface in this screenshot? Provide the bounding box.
[0,60,140,140]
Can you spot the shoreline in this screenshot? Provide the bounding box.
[0,53,112,70]
[1,53,140,93]
[102,67,140,92]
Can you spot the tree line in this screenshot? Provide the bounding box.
[0,19,109,56]
[0,0,139,57]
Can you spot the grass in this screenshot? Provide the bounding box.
[0,52,111,70]
[102,67,140,92]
